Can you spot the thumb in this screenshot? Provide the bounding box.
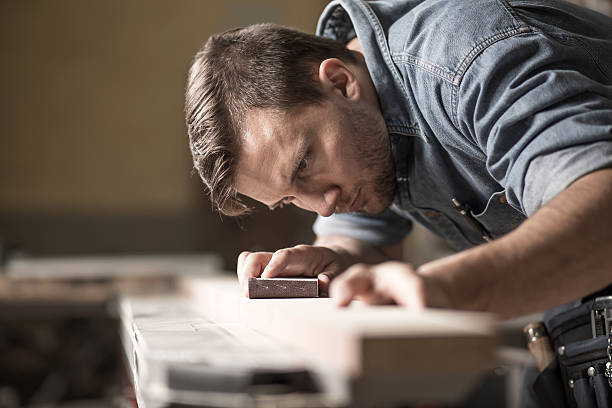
[317,267,344,295]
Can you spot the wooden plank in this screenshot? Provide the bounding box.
[248,277,318,298]
[119,293,338,407]
[181,276,499,405]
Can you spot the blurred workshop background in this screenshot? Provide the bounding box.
[0,0,330,271]
[1,2,331,407]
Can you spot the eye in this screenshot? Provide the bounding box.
[281,196,293,205]
[297,153,310,172]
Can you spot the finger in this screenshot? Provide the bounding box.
[318,274,331,295]
[388,275,423,308]
[354,291,394,305]
[261,248,292,278]
[314,246,348,293]
[391,278,425,309]
[329,265,374,307]
[317,264,344,293]
[261,245,325,278]
[238,252,273,297]
[373,263,425,309]
[236,251,251,284]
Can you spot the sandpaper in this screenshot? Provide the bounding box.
[248,277,318,299]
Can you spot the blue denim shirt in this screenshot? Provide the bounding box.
[313,0,612,251]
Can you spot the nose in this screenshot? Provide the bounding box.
[298,185,340,217]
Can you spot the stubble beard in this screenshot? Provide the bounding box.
[347,103,396,214]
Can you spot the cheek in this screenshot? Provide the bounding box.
[338,147,366,177]
[327,140,358,173]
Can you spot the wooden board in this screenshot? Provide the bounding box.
[181,276,499,406]
[119,293,335,407]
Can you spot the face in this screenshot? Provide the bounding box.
[235,96,396,217]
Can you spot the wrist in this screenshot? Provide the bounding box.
[324,245,357,271]
[417,263,455,309]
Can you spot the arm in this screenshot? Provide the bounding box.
[419,168,612,318]
[314,234,403,267]
[313,234,402,289]
[332,20,612,313]
[419,26,612,316]
[331,169,612,317]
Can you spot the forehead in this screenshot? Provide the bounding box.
[240,108,296,152]
[234,108,309,202]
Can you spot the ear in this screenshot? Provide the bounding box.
[318,58,360,101]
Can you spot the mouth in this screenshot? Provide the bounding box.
[348,188,363,212]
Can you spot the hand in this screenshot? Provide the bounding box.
[236,245,345,297]
[329,261,451,309]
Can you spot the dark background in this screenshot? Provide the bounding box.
[0,1,329,271]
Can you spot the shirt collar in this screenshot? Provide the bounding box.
[316,0,424,140]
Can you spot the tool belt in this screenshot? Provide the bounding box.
[532,285,612,408]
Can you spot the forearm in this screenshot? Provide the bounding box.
[418,168,612,318]
[314,234,402,270]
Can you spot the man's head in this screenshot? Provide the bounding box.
[185,23,395,217]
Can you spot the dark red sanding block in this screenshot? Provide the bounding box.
[248,277,319,299]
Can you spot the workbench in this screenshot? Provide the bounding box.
[122,275,500,407]
[1,255,528,407]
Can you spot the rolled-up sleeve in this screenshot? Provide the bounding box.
[456,31,612,215]
[522,141,612,215]
[313,208,412,247]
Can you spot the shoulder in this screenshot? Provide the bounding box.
[385,0,529,81]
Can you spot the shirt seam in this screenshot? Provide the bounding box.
[388,123,421,137]
[452,25,532,87]
[496,0,525,24]
[392,54,455,84]
[451,26,533,128]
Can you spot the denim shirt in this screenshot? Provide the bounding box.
[313,0,612,251]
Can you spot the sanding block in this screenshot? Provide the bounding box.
[248,277,318,299]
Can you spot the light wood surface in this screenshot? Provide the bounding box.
[120,293,333,408]
[182,276,499,405]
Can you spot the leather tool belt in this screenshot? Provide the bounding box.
[533,285,612,408]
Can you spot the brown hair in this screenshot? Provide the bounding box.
[185,23,358,216]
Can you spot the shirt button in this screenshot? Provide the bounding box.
[425,210,437,218]
[499,194,507,204]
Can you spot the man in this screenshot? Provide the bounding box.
[185,0,612,318]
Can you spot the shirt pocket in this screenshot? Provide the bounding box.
[405,207,476,251]
[470,190,526,239]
